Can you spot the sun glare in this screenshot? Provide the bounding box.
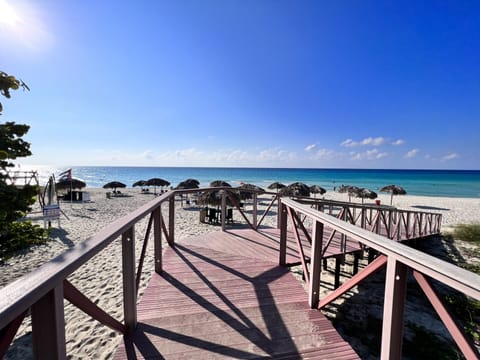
[0,0,20,26]
[0,0,53,52]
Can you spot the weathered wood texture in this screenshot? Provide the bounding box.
[113,234,359,359]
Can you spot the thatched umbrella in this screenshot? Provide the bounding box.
[103,181,126,192]
[198,190,239,207]
[146,178,170,194]
[279,182,310,197]
[355,188,377,204]
[380,185,407,205]
[56,177,86,190]
[309,185,326,198]
[132,180,146,187]
[237,183,265,200]
[175,178,200,190]
[338,185,360,202]
[210,180,231,188]
[267,182,286,193]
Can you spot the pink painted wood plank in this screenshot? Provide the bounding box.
[113,235,359,359]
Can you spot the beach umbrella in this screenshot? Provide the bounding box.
[210,180,231,188]
[279,182,310,197]
[198,189,239,207]
[132,180,146,187]
[337,185,360,202]
[237,183,265,200]
[175,178,200,190]
[103,181,126,192]
[380,185,407,205]
[309,185,326,198]
[56,177,86,190]
[146,178,170,194]
[355,188,377,204]
[267,182,286,193]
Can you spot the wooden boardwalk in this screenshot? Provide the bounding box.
[113,228,360,359]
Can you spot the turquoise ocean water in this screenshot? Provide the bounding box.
[32,167,480,198]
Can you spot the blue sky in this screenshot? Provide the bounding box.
[1,1,479,169]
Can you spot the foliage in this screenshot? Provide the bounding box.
[441,224,480,348]
[403,323,463,360]
[452,223,480,244]
[0,71,29,115]
[0,221,48,261]
[0,71,48,260]
[444,293,480,346]
[0,122,32,169]
[332,313,462,359]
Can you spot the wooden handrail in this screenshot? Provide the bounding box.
[281,198,479,299]
[0,188,453,358]
[279,198,480,359]
[0,191,171,330]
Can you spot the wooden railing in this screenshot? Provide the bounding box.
[295,198,442,241]
[0,189,456,359]
[279,197,480,360]
[0,187,277,358]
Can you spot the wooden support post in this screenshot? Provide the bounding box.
[309,221,323,308]
[323,258,328,271]
[122,227,137,333]
[381,257,407,360]
[279,201,287,266]
[221,190,226,231]
[276,195,281,229]
[168,196,175,246]
[388,210,393,239]
[361,207,366,229]
[31,284,66,359]
[253,193,258,229]
[334,257,341,289]
[154,207,162,274]
[353,252,360,275]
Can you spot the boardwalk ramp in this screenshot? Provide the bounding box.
[114,230,359,359]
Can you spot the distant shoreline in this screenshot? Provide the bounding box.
[22,166,480,198]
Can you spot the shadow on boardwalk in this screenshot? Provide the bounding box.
[114,231,359,359]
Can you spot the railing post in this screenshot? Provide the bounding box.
[221,190,226,231]
[154,206,162,274]
[309,221,323,308]
[276,195,281,229]
[122,226,137,333]
[169,196,175,245]
[381,257,407,360]
[31,284,66,359]
[253,192,258,229]
[388,210,393,239]
[279,201,287,266]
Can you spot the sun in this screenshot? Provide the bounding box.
[0,0,20,27]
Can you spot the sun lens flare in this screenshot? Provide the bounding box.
[0,0,20,26]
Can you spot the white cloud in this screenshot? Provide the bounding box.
[392,139,405,146]
[341,136,386,147]
[341,139,357,147]
[441,153,459,161]
[349,148,389,161]
[361,137,386,146]
[309,148,335,160]
[256,148,297,163]
[304,144,316,152]
[404,148,419,158]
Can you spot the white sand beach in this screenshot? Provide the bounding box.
[2,189,480,359]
